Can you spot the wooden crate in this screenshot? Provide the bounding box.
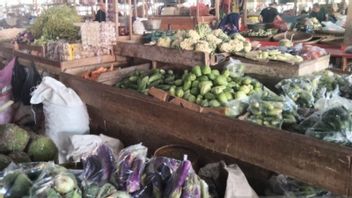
[60,72,352,196]
[148,87,226,115]
[17,43,46,57]
[13,50,117,76]
[66,63,151,86]
[114,41,227,67]
[236,55,331,79]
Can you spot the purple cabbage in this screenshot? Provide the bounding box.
[81,144,116,186]
[163,160,192,198]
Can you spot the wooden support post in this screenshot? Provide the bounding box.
[294,0,298,16]
[344,2,352,45]
[113,0,119,38]
[196,0,200,25]
[128,0,133,40]
[243,0,248,30]
[215,0,220,20]
[134,0,138,17]
[142,0,146,17]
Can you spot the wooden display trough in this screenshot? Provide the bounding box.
[114,41,227,67]
[12,50,116,76]
[236,54,331,79]
[60,72,352,196]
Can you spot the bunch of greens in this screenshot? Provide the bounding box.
[30,5,80,42]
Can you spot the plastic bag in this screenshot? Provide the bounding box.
[224,164,258,198]
[81,144,116,186]
[133,157,181,197]
[114,143,148,193]
[223,58,244,78]
[0,58,15,124]
[267,175,330,197]
[30,77,89,163]
[67,134,124,162]
[30,162,82,197]
[12,58,42,105]
[296,104,352,146]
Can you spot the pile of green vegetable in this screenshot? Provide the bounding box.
[116,66,263,108]
[0,124,58,171]
[247,92,298,128]
[276,71,351,108]
[29,5,81,44]
[154,24,252,54]
[116,68,178,94]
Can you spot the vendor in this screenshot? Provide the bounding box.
[259,2,280,24]
[94,2,106,22]
[309,3,327,23]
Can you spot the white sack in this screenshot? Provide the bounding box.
[30,77,89,163]
[225,164,258,198]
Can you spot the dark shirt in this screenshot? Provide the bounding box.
[95,10,106,22]
[309,9,327,22]
[260,7,279,23]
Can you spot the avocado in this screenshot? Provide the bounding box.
[0,154,11,170]
[8,152,31,163]
[27,136,58,162]
[0,124,30,153]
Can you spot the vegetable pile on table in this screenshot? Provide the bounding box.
[244,29,274,37]
[241,49,304,64]
[116,65,263,108]
[29,5,81,44]
[0,143,211,198]
[0,124,58,171]
[152,24,252,54]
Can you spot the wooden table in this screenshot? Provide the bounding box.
[254,40,352,71]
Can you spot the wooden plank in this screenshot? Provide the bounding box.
[114,42,209,67]
[60,55,116,70]
[60,73,352,196]
[13,50,61,67]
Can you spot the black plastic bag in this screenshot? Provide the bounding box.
[11,57,42,105]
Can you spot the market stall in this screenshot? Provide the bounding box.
[1,0,352,197]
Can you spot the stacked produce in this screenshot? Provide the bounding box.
[81,66,114,81]
[153,24,252,54]
[0,124,58,171]
[116,65,263,108]
[244,29,273,37]
[242,49,304,64]
[0,144,211,198]
[261,44,327,61]
[306,18,322,31]
[116,68,178,95]
[30,5,80,44]
[276,71,348,108]
[81,21,117,51]
[247,92,298,128]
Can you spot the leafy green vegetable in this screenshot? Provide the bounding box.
[30,5,80,42]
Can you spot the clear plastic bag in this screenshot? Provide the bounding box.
[114,143,148,193]
[81,144,116,186]
[296,104,352,146]
[223,58,245,78]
